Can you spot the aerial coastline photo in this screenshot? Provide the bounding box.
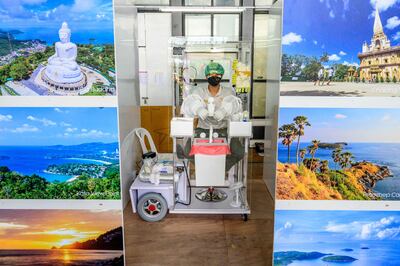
[277,108,400,200]
[281,0,400,97]
[0,209,123,266]
[0,0,115,96]
[274,210,400,265]
[0,107,120,199]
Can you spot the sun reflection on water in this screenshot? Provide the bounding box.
[63,249,71,262]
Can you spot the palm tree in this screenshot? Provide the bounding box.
[320,160,329,174]
[299,148,307,162]
[293,116,311,165]
[331,147,342,171]
[339,151,354,169]
[279,123,298,163]
[307,139,320,169]
[303,158,321,172]
[320,52,329,63]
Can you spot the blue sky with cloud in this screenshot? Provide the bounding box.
[279,108,400,143]
[0,0,114,44]
[275,210,400,244]
[0,107,118,146]
[282,0,400,67]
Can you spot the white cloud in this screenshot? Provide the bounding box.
[282,32,303,46]
[358,217,399,240]
[0,114,12,122]
[325,221,361,233]
[326,216,400,240]
[386,16,400,29]
[27,116,56,126]
[0,222,29,234]
[329,10,335,18]
[284,222,292,229]
[275,220,293,239]
[11,124,39,133]
[313,40,318,45]
[393,32,400,41]
[77,129,110,138]
[60,129,111,139]
[60,122,72,127]
[54,108,70,114]
[65,127,78,133]
[328,54,341,61]
[335,114,347,119]
[343,61,360,68]
[71,0,98,13]
[370,0,400,12]
[339,51,347,56]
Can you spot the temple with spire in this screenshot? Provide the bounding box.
[358,8,400,81]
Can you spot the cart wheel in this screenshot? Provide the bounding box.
[137,193,168,222]
[242,214,248,222]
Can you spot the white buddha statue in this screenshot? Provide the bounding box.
[45,22,84,84]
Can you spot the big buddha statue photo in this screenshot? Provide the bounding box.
[40,22,88,94]
[2,0,115,97]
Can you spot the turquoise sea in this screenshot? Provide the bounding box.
[0,143,119,182]
[274,241,400,266]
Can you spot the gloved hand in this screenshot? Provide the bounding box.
[214,108,226,121]
[197,108,209,120]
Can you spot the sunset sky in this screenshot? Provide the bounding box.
[0,209,121,250]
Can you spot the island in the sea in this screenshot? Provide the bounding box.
[322,255,357,263]
[274,251,331,266]
[0,142,120,200]
[341,248,354,252]
[274,251,358,265]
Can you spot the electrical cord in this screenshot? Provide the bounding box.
[176,160,192,206]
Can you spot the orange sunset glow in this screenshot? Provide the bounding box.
[0,209,122,250]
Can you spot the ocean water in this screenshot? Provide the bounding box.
[278,142,400,199]
[0,249,123,266]
[0,144,119,182]
[13,29,114,45]
[274,241,400,266]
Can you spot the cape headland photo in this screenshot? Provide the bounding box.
[0,0,115,96]
[0,209,123,266]
[281,0,400,97]
[277,108,400,200]
[0,107,120,200]
[274,210,400,265]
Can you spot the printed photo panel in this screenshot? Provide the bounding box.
[281,0,400,97]
[0,0,116,96]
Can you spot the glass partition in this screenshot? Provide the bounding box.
[169,37,252,116]
[185,15,212,37]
